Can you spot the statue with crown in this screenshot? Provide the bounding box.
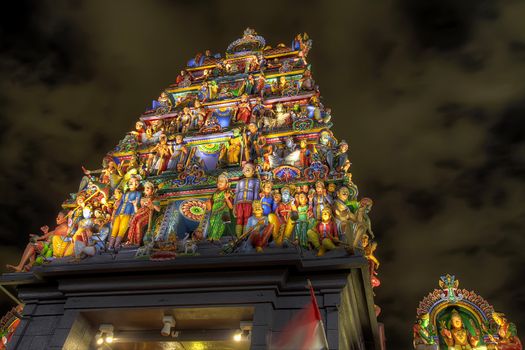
[413,275,522,350]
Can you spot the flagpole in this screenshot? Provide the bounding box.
[307,279,330,350]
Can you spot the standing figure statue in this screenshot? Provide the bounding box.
[348,197,374,252]
[332,186,352,238]
[167,134,188,171]
[235,94,252,124]
[126,182,160,246]
[315,130,337,173]
[233,163,260,237]
[149,134,173,175]
[108,176,142,250]
[207,173,234,241]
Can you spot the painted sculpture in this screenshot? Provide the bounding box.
[414,275,522,350]
[6,29,378,278]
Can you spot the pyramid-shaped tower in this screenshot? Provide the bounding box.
[1,29,384,350]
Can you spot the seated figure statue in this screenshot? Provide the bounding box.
[439,309,487,350]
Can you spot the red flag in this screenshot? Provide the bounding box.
[271,280,329,350]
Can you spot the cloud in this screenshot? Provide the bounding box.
[1,1,525,348]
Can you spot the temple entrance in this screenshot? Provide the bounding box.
[81,306,254,350]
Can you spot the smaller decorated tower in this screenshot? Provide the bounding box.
[413,274,522,350]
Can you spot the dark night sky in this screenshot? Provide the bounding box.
[1,1,525,348]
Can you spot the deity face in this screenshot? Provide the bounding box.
[273,192,281,203]
[56,212,67,225]
[94,209,103,219]
[315,181,325,195]
[159,92,168,100]
[451,314,464,329]
[285,137,294,149]
[298,193,308,206]
[320,132,331,146]
[217,176,228,191]
[114,189,123,200]
[276,103,284,113]
[175,135,183,144]
[128,178,139,192]
[281,189,291,203]
[321,209,332,223]
[279,76,286,85]
[241,94,249,102]
[243,164,255,178]
[183,107,190,115]
[136,121,145,131]
[327,183,336,193]
[194,100,201,108]
[339,143,349,153]
[144,185,154,197]
[248,123,258,134]
[338,187,350,202]
[361,234,369,248]
[252,201,264,218]
[160,135,167,145]
[263,182,273,194]
[302,185,310,193]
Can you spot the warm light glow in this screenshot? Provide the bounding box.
[105,335,113,343]
[96,337,104,345]
[233,332,242,342]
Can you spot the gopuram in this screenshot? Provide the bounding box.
[413,275,522,350]
[1,29,384,350]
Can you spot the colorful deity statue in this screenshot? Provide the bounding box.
[349,197,374,249]
[179,107,192,133]
[307,207,339,256]
[292,192,314,248]
[126,182,160,246]
[6,211,68,272]
[244,200,274,252]
[132,121,147,143]
[332,186,352,238]
[440,309,483,350]
[335,140,351,173]
[315,130,337,173]
[80,158,122,192]
[71,206,97,261]
[121,155,144,191]
[255,75,266,97]
[148,134,173,175]
[413,313,438,350]
[298,139,311,168]
[361,234,380,288]
[206,173,234,241]
[275,186,296,243]
[310,180,333,221]
[219,129,242,166]
[192,100,207,129]
[491,312,522,350]
[274,102,291,128]
[233,163,260,236]
[167,134,188,171]
[259,180,277,216]
[299,68,315,91]
[243,122,260,163]
[108,176,141,250]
